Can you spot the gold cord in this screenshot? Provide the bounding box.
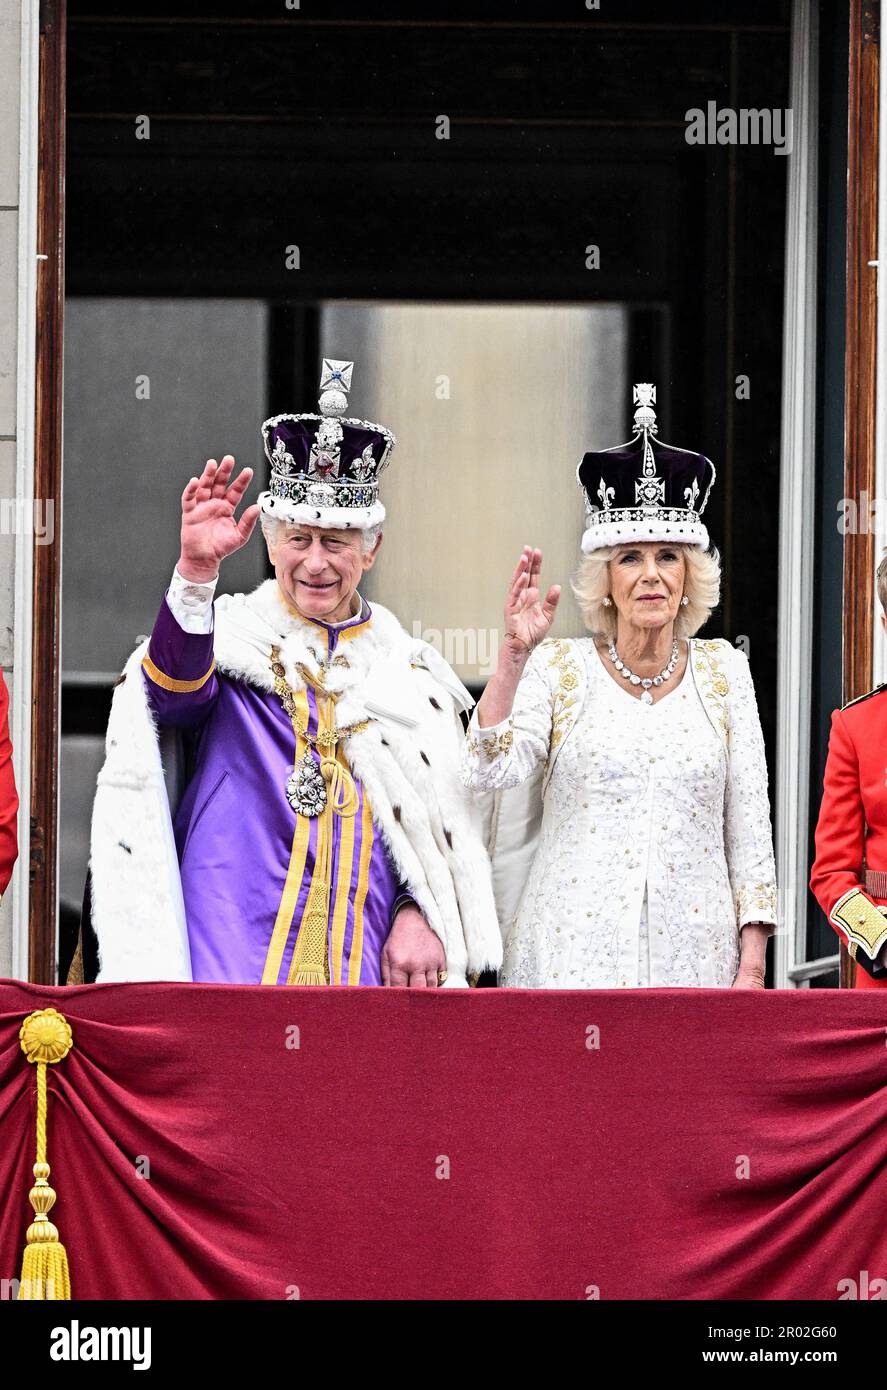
[271,647,366,984]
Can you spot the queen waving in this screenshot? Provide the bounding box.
[460,385,778,989]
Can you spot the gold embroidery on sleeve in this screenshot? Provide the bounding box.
[736,882,778,922]
[480,721,514,761]
[542,639,581,762]
[141,654,216,693]
[692,640,729,739]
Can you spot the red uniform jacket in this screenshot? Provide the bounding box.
[0,670,18,896]
[810,685,887,988]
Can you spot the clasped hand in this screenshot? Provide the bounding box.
[382,906,446,988]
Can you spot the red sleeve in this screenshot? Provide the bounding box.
[810,709,864,935]
[0,671,19,895]
[811,706,887,967]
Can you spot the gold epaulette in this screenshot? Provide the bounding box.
[842,682,887,711]
[830,887,887,960]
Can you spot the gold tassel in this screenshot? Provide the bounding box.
[17,1008,73,1300]
[290,962,329,987]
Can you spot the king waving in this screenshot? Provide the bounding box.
[71,359,501,989]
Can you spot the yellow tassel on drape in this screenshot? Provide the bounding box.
[17,1008,73,1300]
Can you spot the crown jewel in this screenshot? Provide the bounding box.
[576,382,716,553]
[259,358,395,531]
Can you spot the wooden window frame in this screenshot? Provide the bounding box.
[842,0,880,989]
[28,0,65,983]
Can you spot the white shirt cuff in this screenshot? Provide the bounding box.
[166,566,218,635]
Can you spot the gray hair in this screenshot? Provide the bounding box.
[260,514,381,554]
[571,543,722,639]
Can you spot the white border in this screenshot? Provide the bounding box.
[11,0,40,979]
[775,0,818,989]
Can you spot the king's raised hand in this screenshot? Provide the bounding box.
[178,456,260,583]
[502,546,561,660]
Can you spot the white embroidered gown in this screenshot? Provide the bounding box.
[460,638,778,988]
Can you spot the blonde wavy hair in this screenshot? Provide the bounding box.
[571,543,721,640]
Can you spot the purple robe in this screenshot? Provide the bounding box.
[142,592,402,984]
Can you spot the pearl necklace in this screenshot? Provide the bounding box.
[606,638,679,705]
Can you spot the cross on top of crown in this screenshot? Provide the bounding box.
[319,359,354,395]
[632,382,658,435]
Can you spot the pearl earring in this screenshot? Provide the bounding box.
[603,596,612,607]
[680,595,689,606]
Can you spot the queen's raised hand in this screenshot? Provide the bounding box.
[502,546,561,659]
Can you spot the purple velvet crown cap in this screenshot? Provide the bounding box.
[577,438,716,515]
[261,415,395,482]
[577,384,716,553]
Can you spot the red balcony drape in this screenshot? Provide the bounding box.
[1,980,885,1300]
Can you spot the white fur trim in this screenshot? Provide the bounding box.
[258,490,385,531]
[580,518,710,552]
[89,579,502,984]
[90,640,193,982]
[214,581,502,979]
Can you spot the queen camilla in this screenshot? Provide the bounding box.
[460,385,778,989]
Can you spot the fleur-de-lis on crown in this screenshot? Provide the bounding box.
[597,477,615,510]
[271,437,295,474]
[684,477,700,510]
[352,444,376,483]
